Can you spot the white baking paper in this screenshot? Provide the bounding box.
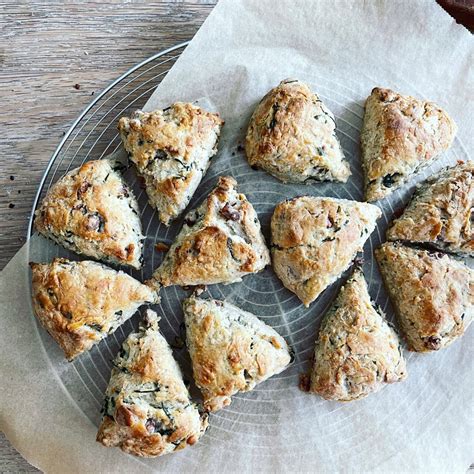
[1,0,473,472]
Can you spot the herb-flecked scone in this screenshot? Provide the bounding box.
[183,296,292,412]
[309,268,406,401]
[375,242,473,352]
[271,196,381,306]
[387,162,474,256]
[118,103,223,225]
[34,159,144,269]
[97,310,208,457]
[361,87,457,202]
[29,258,157,360]
[149,176,270,289]
[245,79,351,184]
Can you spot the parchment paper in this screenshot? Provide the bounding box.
[1,0,473,472]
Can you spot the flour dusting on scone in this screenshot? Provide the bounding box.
[376,242,473,352]
[361,87,457,202]
[387,162,473,256]
[97,310,208,457]
[245,79,351,183]
[118,103,223,225]
[149,176,270,288]
[183,296,292,412]
[271,196,381,306]
[30,258,158,360]
[34,159,144,269]
[309,268,406,401]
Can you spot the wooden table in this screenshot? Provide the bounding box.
[0,1,471,471]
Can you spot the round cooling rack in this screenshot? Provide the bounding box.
[26,42,471,469]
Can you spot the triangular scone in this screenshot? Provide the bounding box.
[376,243,473,352]
[183,297,292,412]
[34,159,144,269]
[149,176,270,288]
[30,258,158,360]
[118,103,223,225]
[245,79,351,184]
[309,268,406,401]
[361,87,457,202]
[271,196,381,306]
[97,310,208,457]
[387,162,473,256]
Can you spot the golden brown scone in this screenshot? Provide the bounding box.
[30,258,157,360]
[183,296,292,412]
[97,310,208,457]
[245,79,351,183]
[375,243,473,352]
[34,159,144,269]
[361,87,457,202]
[309,268,407,401]
[387,162,473,256]
[271,196,381,306]
[148,176,270,288]
[118,103,223,225]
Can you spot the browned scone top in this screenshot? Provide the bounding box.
[309,268,406,401]
[183,296,292,412]
[387,162,474,256]
[149,176,270,288]
[245,79,351,184]
[375,242,473,352]
[97,310,208,457]
[271,196,381,306]
[34,159,144,269]
[118,103,223,225]
[361,87,457,202]
[30,258,157,360]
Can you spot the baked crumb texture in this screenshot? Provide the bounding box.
[34,159,145,269]
[310,268,407,401]
[97,310,208,457]
[376,242,473,352]
[245,79,351,184]
[119,103,224,225]
[271,196,381,306]
[361,87,457,202]
[183,296,292,412]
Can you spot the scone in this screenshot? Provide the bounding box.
[30,258,157,360]
[34,159,144,269]
[97,310,208,457]
[149,176,270,288]
[245,79,351,183]
[118,103,223,225]
[271,196,381,306]
[309,268,407,401]
[387,162,473,256]
[183,296,292,412]
[375,242,473,352]
[361,87,457,202]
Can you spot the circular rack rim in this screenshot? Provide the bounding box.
[27,40,190,238]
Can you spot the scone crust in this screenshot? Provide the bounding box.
[310,268,406,401]
[183,297,292,412]
[387,162,473,256]
[30,258,157,360]
[375,243,473,352]
[34,159,144,269]
[150,176,270,288]
[246,79,350,183]
[271,196,381,306]
[119,103,223,225]
[361,87,457,202]
[97,310,208,457]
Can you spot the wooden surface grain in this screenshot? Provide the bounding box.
[0,2,215,470]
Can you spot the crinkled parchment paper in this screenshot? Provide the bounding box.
[1,0,473,472]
